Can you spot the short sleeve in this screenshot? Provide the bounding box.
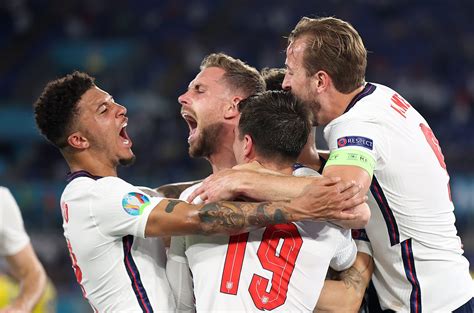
[324,117,388,170]
[0,187,30,256]
[292,166,321,177]
[330,228,357,271]
[89,177,164,239]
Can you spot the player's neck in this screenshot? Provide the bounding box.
[297,127,321,170]
[253,158,293,175]
[333,84,366,119]
[208,145,237,174]
[66,152,118,177]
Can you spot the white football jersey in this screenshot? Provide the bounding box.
[324,82,473,312]
[61,171,175,312]
[0,187,30,257]
[167,167,356,312]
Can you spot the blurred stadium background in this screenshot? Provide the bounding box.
[0,0,473,311]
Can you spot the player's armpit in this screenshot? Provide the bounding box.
[154,180,203,199]
[314,252,373,313]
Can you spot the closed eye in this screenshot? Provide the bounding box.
[193,84,205,93]
[99,103,108,114]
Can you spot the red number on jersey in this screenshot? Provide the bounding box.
[66,238,87,298]
[249,223,303,310]
[61,202,69,223]
[220,232,250,294]
[420,123,452,200]
[220,224,303,310]
[420,123,447,170]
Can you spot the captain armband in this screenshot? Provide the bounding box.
[326,149,376,177]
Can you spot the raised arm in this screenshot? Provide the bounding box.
[1,244,47,313]
[145,178,366,237]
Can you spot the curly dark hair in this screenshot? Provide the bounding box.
[34,71,95,148]
[238,90,312,163]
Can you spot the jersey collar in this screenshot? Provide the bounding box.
[66,170,103,183]
[292,157,327,174]
[344,82,377,113]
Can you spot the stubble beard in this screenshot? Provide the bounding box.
[189,123,224,158]
[119,154,136,167]
[294,93,321,126]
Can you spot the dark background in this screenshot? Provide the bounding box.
[0,0,472,311]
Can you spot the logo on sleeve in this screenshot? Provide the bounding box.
[122,192,151,216]
[337,136,373,150]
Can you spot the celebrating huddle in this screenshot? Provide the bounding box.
[33,17,473,312]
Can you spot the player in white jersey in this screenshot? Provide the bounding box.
[0,187,47,313]
[33,71,365,312]
[168,91,358,312]
[323,81,474,311]
[189,17,474,312]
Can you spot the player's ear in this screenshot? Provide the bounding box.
[224,96,242,119]
[313,70,331,93]
[67,131,90,149]
[243,134,254,160]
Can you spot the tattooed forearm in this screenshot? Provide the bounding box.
[339,256,373,293]
[199,202,246,232]
[340,267,363,291]
[197,201,293,234]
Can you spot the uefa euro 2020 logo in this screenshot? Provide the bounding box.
[122,192,150,216]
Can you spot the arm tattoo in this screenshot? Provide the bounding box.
[340,257,372,293]
[164,200,181,213]
[340,267,363,291]
[198,201,293,234]
[199,202,246,231]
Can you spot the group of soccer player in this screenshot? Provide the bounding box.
[31,16,473,312]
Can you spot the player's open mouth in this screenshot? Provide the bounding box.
[181,112,198,142]
[119,121,132,147]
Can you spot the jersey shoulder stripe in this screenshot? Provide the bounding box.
[370,175,400,245]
